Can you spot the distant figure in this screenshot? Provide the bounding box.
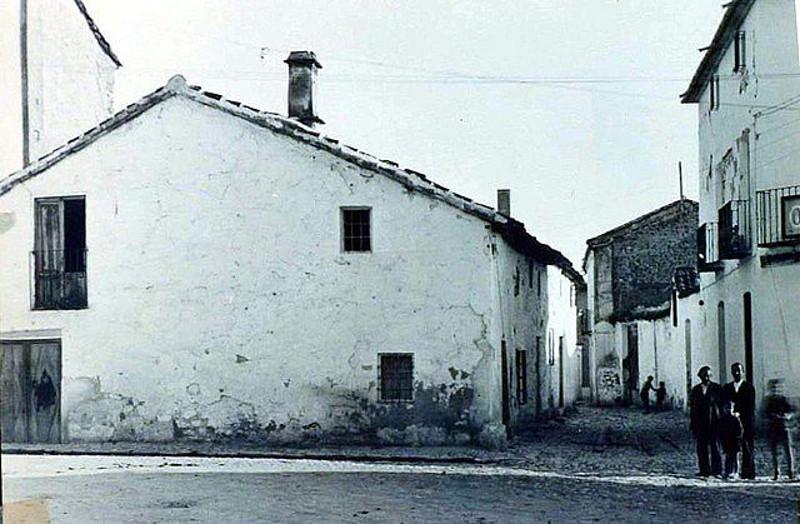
[640,375,655,413]
[722,362,756,479]
[690,366,722,477]
[655,381,667,412]
[718,401,743,480]
[764,379,795,480]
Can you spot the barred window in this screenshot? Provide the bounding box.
[342,207,371,252]
[379,353,413,401]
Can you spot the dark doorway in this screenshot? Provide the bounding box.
[500,340,510,434]
[718,302,727,383]
[558,336,565,408]
[624,325,639,405]
[685,319,692,404]
[743,293,753,384]
[1,340,62,443]
[535,336,542,415]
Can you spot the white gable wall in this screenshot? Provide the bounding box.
[0,95,554,444]
[0,0,116,176]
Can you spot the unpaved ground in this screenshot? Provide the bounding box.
[4,406,800,522]
[512,405,790,477]
[4,457,800,523]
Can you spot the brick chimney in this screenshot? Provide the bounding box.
[285,51,324,127]
[497,189,511,217]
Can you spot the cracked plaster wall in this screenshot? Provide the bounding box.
[0,96,528,444]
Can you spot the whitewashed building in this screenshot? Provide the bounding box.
[679,0,800,404]
[0,45,583,444]
[0,0,120,175]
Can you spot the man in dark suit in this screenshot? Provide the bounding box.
[722,362,756,479]
[690,366,722,477]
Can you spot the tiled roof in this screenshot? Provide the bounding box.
[681,0,755,103]
[72,0,122,67]
[586,199,698,247]
[0,75,584,286]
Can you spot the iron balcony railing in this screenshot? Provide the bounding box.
[756,185,800,247]
[718,199,752,259]
[30,249,88,310]
[698,222,720,271]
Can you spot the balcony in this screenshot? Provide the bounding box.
[756,185,800,247]
[697,222,721,271]
[31,249,88,310]
[718,199,751,259]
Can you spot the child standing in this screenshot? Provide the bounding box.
[764,378,795,480]
[718,400,744,479]
[655,381,667,412]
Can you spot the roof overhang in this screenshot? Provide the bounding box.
[681,0,756,104]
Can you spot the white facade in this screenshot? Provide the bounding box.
[0,0,118,175]
[0,78,581,444]
[681,0,800,403]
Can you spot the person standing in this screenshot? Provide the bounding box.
[722,362,756,479]
[640,375,655,413]
[718,401,744,479]
[764,378,795,480]
[690,366,722,477]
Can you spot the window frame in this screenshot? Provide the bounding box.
[378,352,414,403]
[32,195,88,311]
[710,75,720,111]
[340,206,372,253]
[734,31,746,73]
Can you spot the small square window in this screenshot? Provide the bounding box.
[379,353,413,401]
[342,208,371,252]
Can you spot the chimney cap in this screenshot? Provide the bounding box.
[285,51,322,69]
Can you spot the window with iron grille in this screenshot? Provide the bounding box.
[341,207,371,252]
[516,349,528,404]
[33,196,87,310]
[379,353,413,401]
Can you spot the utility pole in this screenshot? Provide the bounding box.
[678,161,685,201]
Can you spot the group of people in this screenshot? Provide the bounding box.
[688,362,795,480]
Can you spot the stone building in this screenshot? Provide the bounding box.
[0,0,120,175]
[0,46,584,445]
[583,199,698,407]
[677,0,800,405]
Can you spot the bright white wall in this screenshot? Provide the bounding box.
[0,95,512,443]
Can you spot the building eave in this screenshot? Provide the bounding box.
[680,0,755,104]
[73,0,122,68]
[586,199,698,248]
[0,74,583,283]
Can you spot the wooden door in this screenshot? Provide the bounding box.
[0,340,61,443]
[29,341,61,443]
[1,343,29,442]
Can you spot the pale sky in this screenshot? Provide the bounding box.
[83,0,725,265]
